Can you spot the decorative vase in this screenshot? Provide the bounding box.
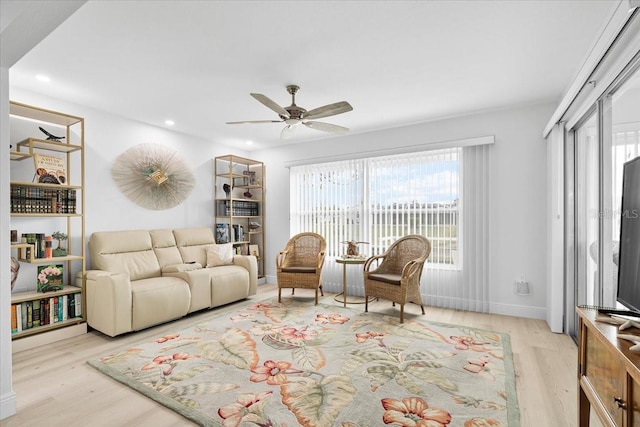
[10,257,20,291]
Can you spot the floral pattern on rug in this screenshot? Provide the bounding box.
[88,299,519,427]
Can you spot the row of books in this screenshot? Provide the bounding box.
[10,185,77,214]
[19,233,52,260]
[217,200,260,216]
[11,293,82,334]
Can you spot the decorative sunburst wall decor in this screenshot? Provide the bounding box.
[111,143,195,210]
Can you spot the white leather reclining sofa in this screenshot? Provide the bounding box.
[83,227,257,337]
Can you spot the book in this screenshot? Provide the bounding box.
[11,305,17,334]
[16,304,22,332]
[68,295,76,318]
[74,293,82,317]
[49,297,55,324]
[37,264,64,292]
[32,300,41,327]
[26,301,33,329]
[62,295,68,321]
[53,297,59,323]
[43,299,50,325]
[33,153,67,185]
[20,302,27,330]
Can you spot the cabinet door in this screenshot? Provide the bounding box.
[585,327,625,425]
[631,375,640,427]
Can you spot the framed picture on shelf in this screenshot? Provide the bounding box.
[33,153,67,185]
[249,244,259,259]
[244,170,257,185]
[37,264,64,293]
[216,223,230,244]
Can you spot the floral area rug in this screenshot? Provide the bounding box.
[88,298,520,427]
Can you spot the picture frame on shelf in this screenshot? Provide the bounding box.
[216,223,230,244]
[37,264,64,293]
[249,244,259,259]
[33,153,67,185]
[243,170,257,185]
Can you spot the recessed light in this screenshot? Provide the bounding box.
[246,140,254,145]
[165,120,175,126]
[36,74,51,82]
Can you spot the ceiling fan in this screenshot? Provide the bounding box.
[226,85,353,139]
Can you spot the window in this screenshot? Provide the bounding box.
[290,147,461,266]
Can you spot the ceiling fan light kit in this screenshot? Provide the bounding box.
[227,84,353,139]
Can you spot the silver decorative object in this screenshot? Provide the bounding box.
[111,143,195,210]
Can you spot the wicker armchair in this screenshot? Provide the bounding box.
[364,235,431,322]
[276,232,326,304]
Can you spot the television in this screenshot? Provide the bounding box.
[616,155,640,314]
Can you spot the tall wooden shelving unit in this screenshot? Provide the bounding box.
[214,155,265,279]
[9,101,86,353]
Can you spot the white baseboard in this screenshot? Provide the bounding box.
[0,391,17,421]
[487,302,547,321]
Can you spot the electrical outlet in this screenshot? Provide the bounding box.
[515,277,530,296]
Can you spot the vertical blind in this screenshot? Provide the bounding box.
[290,144,491,311]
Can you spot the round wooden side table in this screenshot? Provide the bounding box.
[334,257,372,307]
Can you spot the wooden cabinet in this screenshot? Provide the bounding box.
[214,155,264,278]
[9,101,86,352]
[577,307,640,426]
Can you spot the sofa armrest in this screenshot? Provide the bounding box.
[85,270,133,337]
[162,263,203,274]
[233,255,258,295]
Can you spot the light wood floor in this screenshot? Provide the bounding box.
[3,284,582,427]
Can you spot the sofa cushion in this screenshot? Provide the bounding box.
[131,276,191,330]
[206,243,234,267]
[90,230,161,280]
[151,229,183,268]
[174,227,216,266]
[368,273,402,285]
[209,265,250,307]
[282,266,316,273]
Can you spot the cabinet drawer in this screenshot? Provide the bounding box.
[585,326,625,426]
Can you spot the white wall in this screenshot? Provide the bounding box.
[1,1,86,420]
[254,102,554,320]
[0,64,15,421]
[8,87,251,290]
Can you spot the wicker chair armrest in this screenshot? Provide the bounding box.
[401,260,423,279]
[364,254,385,272]
[276,250,289,268]
[316,251,326,269]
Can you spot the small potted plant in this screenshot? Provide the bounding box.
[52,231,68,257]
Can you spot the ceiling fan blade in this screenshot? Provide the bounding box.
[250,93,290,118]
[303,121,349,135]
[303,101,353,120]
[280,124,296,139]
[226,120,282,124]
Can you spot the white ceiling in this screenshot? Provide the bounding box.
[9,0,615,150]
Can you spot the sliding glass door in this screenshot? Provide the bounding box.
[574,113,599,312]
[569,64,640,338]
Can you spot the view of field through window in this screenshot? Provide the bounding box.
[290,147,461,265]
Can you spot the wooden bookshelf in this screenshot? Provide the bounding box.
[214,155,265,278]
[9,101,86,352]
